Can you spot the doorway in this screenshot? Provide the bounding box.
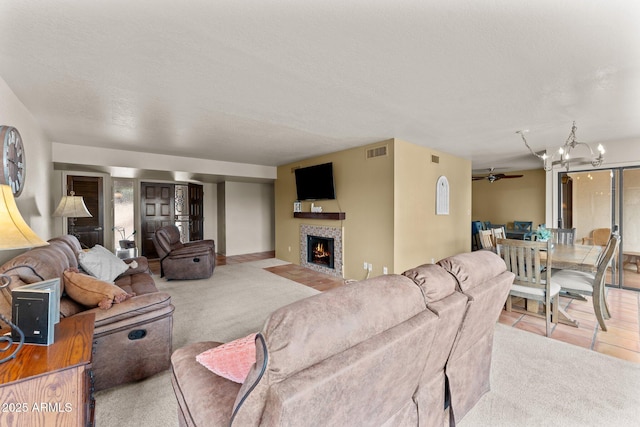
[67,175,104,248]
[140,182,205,259]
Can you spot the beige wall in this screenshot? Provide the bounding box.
[0,77,53,264]
[275,139,471,279]
[394,139,471,272]
[220,181,274,256]
[472,169,546,230]
[275,140,395,279]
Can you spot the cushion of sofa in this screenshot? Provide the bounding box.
[79,245,129,282]
[402,263,458,303]
[63,269,133,310]
[196,333,257,383]
[437,251,508,293]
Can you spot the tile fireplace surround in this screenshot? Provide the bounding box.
[300,224,344,277]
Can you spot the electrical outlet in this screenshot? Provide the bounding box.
[431,258,435,264]
[383,266,388,274]
[288,246,291,252]
[364,261,368,270]
[367,263,373,272]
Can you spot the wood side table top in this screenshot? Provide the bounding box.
[0,313,95,385]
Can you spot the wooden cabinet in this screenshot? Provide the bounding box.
[0,313,95,427]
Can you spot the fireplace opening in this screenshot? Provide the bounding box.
[307,235,335,269]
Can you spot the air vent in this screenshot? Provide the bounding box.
[366,145,388,159]
[431,155,440,164]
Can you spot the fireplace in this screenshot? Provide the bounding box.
[300,224,343,277]
[307,236,335,269]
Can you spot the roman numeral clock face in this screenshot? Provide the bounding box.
[0,126,25,197]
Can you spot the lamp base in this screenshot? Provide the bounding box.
[0,274,25,363]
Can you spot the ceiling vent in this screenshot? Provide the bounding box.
[366,145,388,159]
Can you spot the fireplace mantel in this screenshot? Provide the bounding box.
[294,212,346,220]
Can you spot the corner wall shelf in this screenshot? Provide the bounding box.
[293,212,346,220]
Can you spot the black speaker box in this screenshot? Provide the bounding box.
[11,278,60,346]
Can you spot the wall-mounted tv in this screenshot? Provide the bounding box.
[294,162,336,201]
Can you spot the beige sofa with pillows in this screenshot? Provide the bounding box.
[0,235,175,391]
[170,250,513,426]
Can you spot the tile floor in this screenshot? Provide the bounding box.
[151,251,640,364]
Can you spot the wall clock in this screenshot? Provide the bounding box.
[0,126,26,197]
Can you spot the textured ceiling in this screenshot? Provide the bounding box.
[1,0,639,172]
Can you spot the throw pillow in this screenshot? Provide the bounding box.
[196,333,257,383]
[63,268,133,310]
[78,245,129,282]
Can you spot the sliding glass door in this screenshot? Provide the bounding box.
[621,168,640,290]
[560,167,640,290]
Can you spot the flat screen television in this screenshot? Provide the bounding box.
[294,162,336,201]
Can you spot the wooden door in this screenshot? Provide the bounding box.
[141,182,175,258]
[67,175,104,248]
[188,183,204,241]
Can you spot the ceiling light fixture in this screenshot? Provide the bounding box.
[517,121,605,171]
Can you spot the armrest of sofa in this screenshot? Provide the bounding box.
[171,341,240,427]
[167,245,214,260]
[86,291,173,329]
[118,257,150,276]
[183,240,215,250]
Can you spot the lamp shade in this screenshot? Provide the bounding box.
[52,192,92,218]
[0,184,48,250]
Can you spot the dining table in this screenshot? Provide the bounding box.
[545,243,601,272]
[537,243,602,327]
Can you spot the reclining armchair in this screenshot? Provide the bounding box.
[152,225,216,280]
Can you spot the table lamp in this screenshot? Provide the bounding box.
[0,184,49,363]
[52,190,92,238]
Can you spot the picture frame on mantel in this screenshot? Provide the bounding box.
[436,176,449,215]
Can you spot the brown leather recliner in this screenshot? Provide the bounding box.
[152,225,216,280]
[0,235,175,391]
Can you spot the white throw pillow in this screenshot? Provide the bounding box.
[78,244,129,282]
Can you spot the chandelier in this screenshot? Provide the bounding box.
[517,121,605,171]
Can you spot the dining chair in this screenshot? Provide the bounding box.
[478,229,495,251]
[513,221,534,240]
[471,221,484,251]
[491,226,505,240]
[497,238,559,337]
[552,233,620,331]
[580,227,610,246]
[549,227,576,245]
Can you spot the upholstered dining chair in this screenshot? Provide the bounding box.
[497,238,559,337]
[551,233,620,331]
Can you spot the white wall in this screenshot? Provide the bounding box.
[0,76,52,264]
[221,181,275,256]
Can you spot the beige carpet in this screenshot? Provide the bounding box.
[95,259,640,427]
[94,259,319,427]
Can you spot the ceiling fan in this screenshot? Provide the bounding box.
[472,168,523,183]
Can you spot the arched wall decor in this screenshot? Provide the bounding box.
[436,176,449,215]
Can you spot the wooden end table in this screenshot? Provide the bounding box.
[0,313,95,427]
